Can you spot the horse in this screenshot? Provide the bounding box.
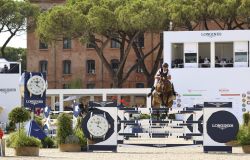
[152,77,175,109]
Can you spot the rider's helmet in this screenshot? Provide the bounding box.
[162,63,168,68]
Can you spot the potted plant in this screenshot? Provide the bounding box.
[57,113,81,152]
[237,124,250,153]
[237,112,250,153]
[74,117,87,150]
[7,129,41,156]
[7,107,41,156]
[243,112,250,126]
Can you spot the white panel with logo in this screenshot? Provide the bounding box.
[0,74,21,124]
[203,102,239,153]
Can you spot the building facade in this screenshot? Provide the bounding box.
[27,0,160,89]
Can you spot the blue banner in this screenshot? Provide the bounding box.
[27,120,47,140]
[24,72,46,108]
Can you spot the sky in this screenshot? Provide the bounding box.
[0,30,27,48]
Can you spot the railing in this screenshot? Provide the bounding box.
[46,88,151,111]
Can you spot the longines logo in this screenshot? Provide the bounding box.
[208,102,229,107]
[0,88,16,94]
[201,32,222,38]
[26,100,43,105]
[95,101,114,107]
[212,123,234,130]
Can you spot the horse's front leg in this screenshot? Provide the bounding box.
[160,93,165,107]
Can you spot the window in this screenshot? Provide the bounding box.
[87,83,95,89]
[87,43,95,48]
[111,59,119,72]
[63,38,71,49]
[87,60,95,74]
[135,33,144,48]
[136,59,143,73]
[63,84,70,89]
[63,60,71,74]
[39,40,48,49]
[111,39,120,48]
[136,83,144,88]
[39,60,48,74]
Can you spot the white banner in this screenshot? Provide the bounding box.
[0,74,21,123]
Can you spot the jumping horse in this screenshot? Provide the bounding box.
[152,77,175,119]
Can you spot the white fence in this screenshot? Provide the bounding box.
[47,88,151,111]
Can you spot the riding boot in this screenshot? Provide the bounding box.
[172,83,176,96]
[147,86,155,97]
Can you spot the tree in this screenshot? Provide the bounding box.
[207,0,243,30]
[238,0,250,29]
[8,107,30,134]
[168,0,200,31]
[0,47,26,72]
[168,0,248,31]
[0,0,39,57]
[116,0,169,86]
[37,0,168,88]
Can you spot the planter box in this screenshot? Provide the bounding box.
[242,145,250,153]
[15,147,39,156]
[59,144,81,152]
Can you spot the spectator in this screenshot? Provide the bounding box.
[2,64,8,73]
[204,57,210,64]
[215,56,220,63]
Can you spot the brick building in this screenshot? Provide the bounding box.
[27,0,160,89]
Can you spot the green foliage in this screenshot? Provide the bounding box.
[7,129,41,148]
[8,107,30,125]
[6,120,16,133]
[6,130,19,147]
[243,112,250,126]
[0,0,39,57]
[74,117,87,147]
[116,0,167,31]
[56,113,73,144]
[50,113,59,119]
[41,137,55,148]
[36,5,85,43]
[65,135,80,144]
[237,124,250,145]
[69,78,82,89]
[139,114,151,119]
[34,115,43,128]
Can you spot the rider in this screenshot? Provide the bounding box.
[147,62,176,97]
